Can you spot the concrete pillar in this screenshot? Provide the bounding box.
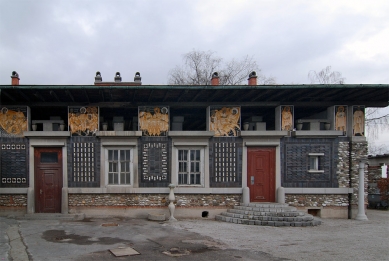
[242,187,250,205]
[62,187,68,214]
[277,187,285,204]
[355,161,368,221]
[27,187,34,214]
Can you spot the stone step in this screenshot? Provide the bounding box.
[227,208,304,217]
[220,212,313,221]
[231,206,299,213]
[243,203,290,208]
[19,213,85,221]
[215,215,321,227]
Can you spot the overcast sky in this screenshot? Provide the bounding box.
[0,0,388,150]
[1,0,389,85]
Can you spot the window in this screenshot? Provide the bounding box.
[107,149,132,185]
[178,149,203,185]
[308,153,324,173]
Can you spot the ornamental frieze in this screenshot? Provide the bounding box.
[0,107,28,136]
[209,106,241,137]
[68,106,99,136]
[138,106,169,136]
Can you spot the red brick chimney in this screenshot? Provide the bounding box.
[248,71,257,85]
[11,71,20,85]
[211,72,219,85]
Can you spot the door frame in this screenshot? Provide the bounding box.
[27,137,69,214]
[243,140,282,203]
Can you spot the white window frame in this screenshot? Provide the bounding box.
[308,153,324,173]
[104,147,134,185]
[176,147,205,187]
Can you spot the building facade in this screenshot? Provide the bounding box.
[0,71,388,218]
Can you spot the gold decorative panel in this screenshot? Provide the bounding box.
[335,106,347,132]
[138,106,169,136]
[210,106,241,136]
[353,106,365,136]
[281,106,293,131]
[68,107,99,136]
[0,107,28,136]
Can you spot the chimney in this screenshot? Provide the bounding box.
[114,72,122,82]
[248,71,257,85]
[95,71,102,83]
[134,72,141,82]
[211,72,219,85]
[11,71,20,85]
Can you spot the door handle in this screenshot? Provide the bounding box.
[40,189,42,195]
[251,176,254,185]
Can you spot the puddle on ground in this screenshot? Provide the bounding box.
[42,230,131,245]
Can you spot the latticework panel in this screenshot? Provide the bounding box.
[68,136,100,187]
[209,137,242,187]
[138,136,171,187]
[0,137,29,187]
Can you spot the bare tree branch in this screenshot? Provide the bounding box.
[308,66,345,84]
[168,50,276,85]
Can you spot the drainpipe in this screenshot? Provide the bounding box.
[348,140,352,219]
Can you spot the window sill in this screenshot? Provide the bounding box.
[308,170,325,173]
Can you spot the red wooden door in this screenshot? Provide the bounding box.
[247,147,275,202]
[34,148,63,213]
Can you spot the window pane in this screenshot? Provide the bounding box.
[179,162,187,172]
[190,174,195,184]
[108,150,113,160]
[113,174,118,184]
[195,162,199,172]
[178,150,184,161]
[120,173,126,184]
[190,162,194,172]
[309,157,317,170]
[125,150,131,160]
[196,150,200,160]
[108,173,114,184]
[195,174,200,184]
[178,174,184,184]
[40,152,58,163]
[120,150,125,160]
[121,162,126,172]
[126,173,131,184]
[190,150,195,161]
[114,150,118,161]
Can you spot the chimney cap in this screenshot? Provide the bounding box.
[96,71,101,76]
[249,71,257,78]
[134,72,142,82]
[212,72,219,78]
[11,71,19,78]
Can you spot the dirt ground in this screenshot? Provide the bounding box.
[167,209,389,261]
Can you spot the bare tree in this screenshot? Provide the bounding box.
[308,66,345,84]
[168,50,276,85]
[366,108,389,154]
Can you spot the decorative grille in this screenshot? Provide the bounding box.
[209,137,242,187]
[138,137,170,187]
[68,137,100,187]
[0,137,29,187]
